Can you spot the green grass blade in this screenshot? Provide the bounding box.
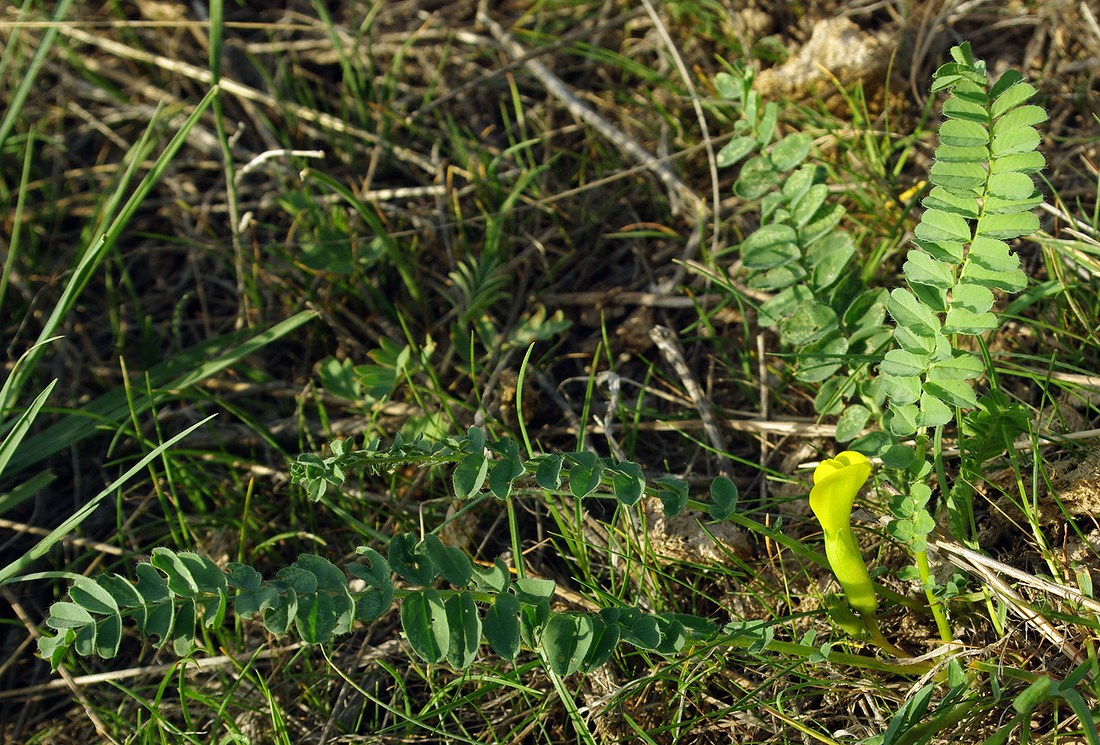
[0,0,75,152]
[3,310,314,476]
[1,87,219,419]
[0,414,215,585]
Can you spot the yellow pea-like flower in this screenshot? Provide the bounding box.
[809,451,878,619]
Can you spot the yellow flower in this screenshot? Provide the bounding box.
[809,451,878,618]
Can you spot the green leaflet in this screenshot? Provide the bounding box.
[886,42,1045,435]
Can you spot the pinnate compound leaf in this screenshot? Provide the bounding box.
[453,451,489,499]
[483,592,520,660]
[388,533,436,587]
[542,612,596,677]
[444,591,482,670]
[401,589,449,664]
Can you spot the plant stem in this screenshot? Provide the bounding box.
[863,616,910,659]
[917,548,954,642]
[506,497,526,580]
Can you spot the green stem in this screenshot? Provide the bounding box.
[758,638,936,676]
[506,496,525,580]
[863,616,910,659]
[917,548,954,642]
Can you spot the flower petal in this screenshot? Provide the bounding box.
[808,451,871,536]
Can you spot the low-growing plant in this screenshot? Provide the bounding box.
[34,41,1089,743]
[710,41,1045,643]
